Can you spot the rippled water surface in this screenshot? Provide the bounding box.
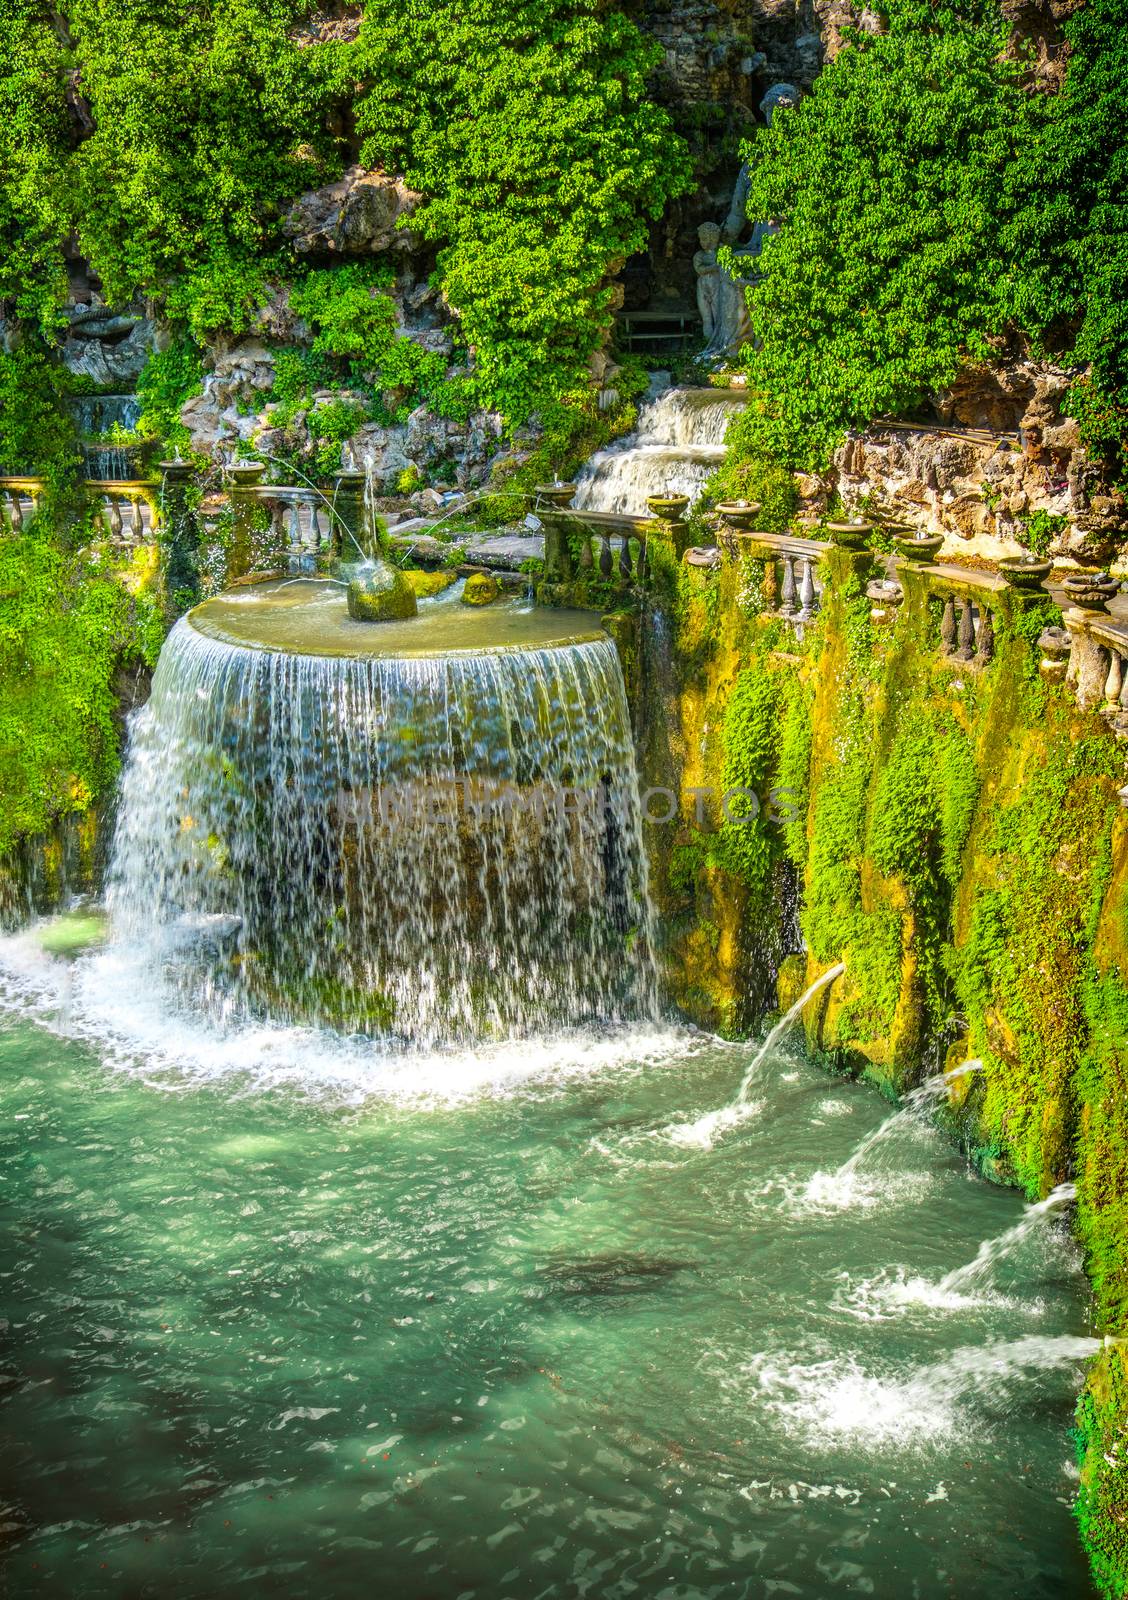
[0,943,1098,1598]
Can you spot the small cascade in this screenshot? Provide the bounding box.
[82,444,134,481]
[107,585,658,1047]
[69,393,142,481]
[572,386,747,515]
[937,1183,1077,1293]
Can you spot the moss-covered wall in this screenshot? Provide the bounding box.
[637,543,1128,1597]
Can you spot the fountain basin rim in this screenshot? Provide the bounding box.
[186,583,610,660]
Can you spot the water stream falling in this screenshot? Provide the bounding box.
[662,963,845,1149]
[834,1062,983,1178]
[107,582,657,1046]
[937,1182,1077,1293]
[572,386,747,515]
[736,963,846,1101]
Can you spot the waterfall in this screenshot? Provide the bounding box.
[937,1183,1077,1293]
[68,394,142,481]
[107,601,658,1047]
[572,387,747,515]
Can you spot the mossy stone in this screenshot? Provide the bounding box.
[404,568,457,599]
[462,572,501,606]
[346,560,418,622]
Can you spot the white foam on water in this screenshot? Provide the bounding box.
[734,1335,1101,1453]
[663,1099,764,1149]
[0,933,692,1108]
[815,1098,854,1118]
[832,1266,1029,1322]
[783,1166,936,1214]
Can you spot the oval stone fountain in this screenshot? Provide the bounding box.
[108,579,657,1046]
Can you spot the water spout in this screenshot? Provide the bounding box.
[737,962,846,1102]
[834,1061,983,1177]
[936,1183,1077,1294]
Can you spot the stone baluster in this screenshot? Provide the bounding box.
[578,530,593,570]
[599,530,613,578]
[130,496,145,544]
[107,496,124,541]
[9,493,24,534]
[956,598,976,661]
[287,501,304,575]
[1105,650,1124,709]
[796,555,816,622]
[976,605,995,664]
[0,494,12,534]
[779,553,797,618]
[307,503,322,554]
[270,499,286,560]
[619,533,633,581]
[940,595,958,655]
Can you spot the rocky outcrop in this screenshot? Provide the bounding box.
[57,301,156,386]
[282,167,422,256]
[813,361,1127,563]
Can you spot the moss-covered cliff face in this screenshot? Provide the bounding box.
[637,542,1128,1595]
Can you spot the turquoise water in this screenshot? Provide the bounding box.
[0,945,1098,1598]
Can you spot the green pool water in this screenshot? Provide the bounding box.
[0,964,1098,1598]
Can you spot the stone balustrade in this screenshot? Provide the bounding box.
[1,476,159,547]
[537,507,649,594]
[722,529,825,632]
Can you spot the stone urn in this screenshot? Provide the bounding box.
[826,519,873,551]
[997,555,1052,591]
[647,494,690,523]
[346,558,418,622]
[894,531,944,564]
[715,500,763,530]
[228,462,265,488]
[534,482,577,508]
[1062,571,1119,612]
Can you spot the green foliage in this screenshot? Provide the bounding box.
[0,529,162,856]
[0,342,80,493]
[62,1,346,340]
[715,667,780,894]
[735,0,1034,467]
[288,262,454,419]
[730,0,1128,478]
[135,338,205,452]
[351,0,691,421]
[1019,508,1069,557]
[700,423,799,531]
[0,5,71,328]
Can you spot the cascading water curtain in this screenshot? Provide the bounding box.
[108,623,658,1045]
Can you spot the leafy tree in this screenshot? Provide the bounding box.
[735,0,1041,467]
[350,0,692,421]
